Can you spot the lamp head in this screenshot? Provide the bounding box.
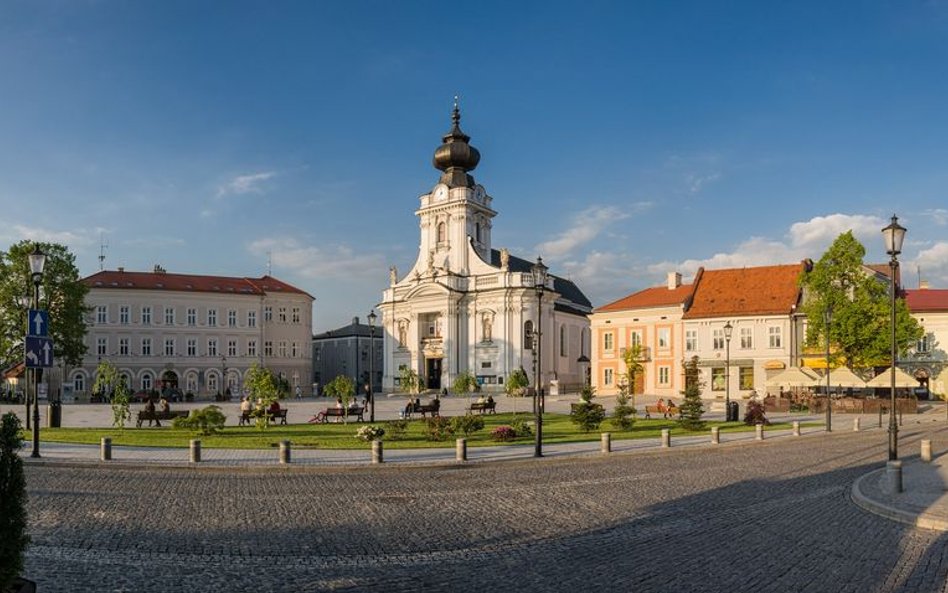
[882,214,906,257]
[723,321,733,340]
[531,256,549,291]
[368,310,377,326]
[29,245,46,281]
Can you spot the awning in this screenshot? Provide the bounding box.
[866,367,918,388]
[764,360,786,370]
[765,367,821,388]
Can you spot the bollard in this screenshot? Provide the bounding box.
[710,426,720,445]
[756,424,764,441]
[792,421,801,437]
[899,408,903,427]
[190,439,201,463]
[100,437,112,461]
[600,432,611,454]
[878,406,883,429]
[661,428,670,448]
[886,460,903,494]
[921,439,932,463]
[853,418,860,432]
[456,438,467,462]
[372,439,383,464]
[279,440,291,464]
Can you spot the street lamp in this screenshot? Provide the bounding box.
[723,321,733,422]
[823,304,833,432]
[368,309,377,422]
[29,245,46,458]
[531,256,548,458]
[882,214,906,461]
[221,355,227,400]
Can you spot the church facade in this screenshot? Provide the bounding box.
[380,106,592,394]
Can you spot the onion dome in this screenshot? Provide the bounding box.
[432,99,480,188]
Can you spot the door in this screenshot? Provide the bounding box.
[426,358,442,390]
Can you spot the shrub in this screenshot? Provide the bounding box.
[172,405,227,435]
[678,356,706,431]
[0,413,29,591]
[505,367,530,396]
[450,414,485,436]
[570,402,605,432]
[610,391,636,431]
[510,418,532,437]
[452,371,480,395]
[355,425,386,442]
[425,416,454,441]
[743,400,771,426]
[491,425,517,442]
[385,419,409,440]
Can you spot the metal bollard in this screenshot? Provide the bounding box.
[279,440,291,464]
[886,460,903,494]
[878,406,883,428]
[710,426,720,444]
[372,439,383,464]
[921,439,932,463]
[661,428,670,448]
[853,418,860,432]
[190,439,201,463]
[600,432,611,454]
[756,424,764,441]
[792,421,800,437]
[100,437,112,461]
[456,438,467,462]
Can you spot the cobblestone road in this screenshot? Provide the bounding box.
[23,425,948,592]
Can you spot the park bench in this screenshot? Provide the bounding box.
[405,400,440,419]
[136,409,190,428]
[644,404,680,419]
[468,401,497,414]
[238,409,290,426]
[309,406,365,423]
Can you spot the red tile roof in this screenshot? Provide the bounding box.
[682,263,805,319]
[905,289,948,312]
[82,270,313,298]
[596,283,694,313]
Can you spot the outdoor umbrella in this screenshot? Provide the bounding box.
[865,367,918,389]
[765,367,821,389]
[817,367,867,388]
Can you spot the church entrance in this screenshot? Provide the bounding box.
[426,358,442,390]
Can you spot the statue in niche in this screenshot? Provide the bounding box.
[398,321,408,348]
[481,312,493,343]
[500,248,510,269]
[427,250,435,271]
[389,266,398,285]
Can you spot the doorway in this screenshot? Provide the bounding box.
[426,358,442,390]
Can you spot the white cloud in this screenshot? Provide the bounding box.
[0,224,98,248]
[924,208,948,226]
[248,237,386,279]
[787,213,884,249]
[216,171,277,198]
[913,242,948,286]
[686,172,722,194]
[535,205,632,259]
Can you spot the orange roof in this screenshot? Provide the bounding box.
[682,263,805,319]
[905,289,948,312]
[82,270,312,298]
[596,283,694,313]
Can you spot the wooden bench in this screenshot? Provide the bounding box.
[309,406,364,423]
[405,401,440,418]
[136,409,190,428]
[644,405,680,419]
[468,401,496,414]
[238,409,289,426]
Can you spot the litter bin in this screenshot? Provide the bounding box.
[726,401,740,422]
[47,401,62,428]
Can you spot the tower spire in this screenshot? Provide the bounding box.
[432,96,480,188]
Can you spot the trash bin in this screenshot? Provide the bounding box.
[726,401,740,422]
[47,401,62,428]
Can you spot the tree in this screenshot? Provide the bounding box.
[0,241,90,368]
[678,356,705,430]
[398,367,423,395]
[452,370,480,395]
[800,231,922,369]
[244,364,281,428]
[323,375,356,423]
[94,360,130,428]
[621,342,645,411]
[505,367,530,396]
[571,384,605,432]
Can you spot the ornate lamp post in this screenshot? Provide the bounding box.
[221,355,227,399]
[531,256,548,458]
[368,309,377,422]
[882,214,906,461]
[723,321,733,422]
[823,303,833,432]
[29,245,46,458]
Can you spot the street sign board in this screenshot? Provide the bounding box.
[25,336,54,368]
[28,309,49,337]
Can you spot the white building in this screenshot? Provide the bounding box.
[380,105,592,394]
[77,267,313,399]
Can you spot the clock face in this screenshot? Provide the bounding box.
[434,185,447,201]
[475,186,484,201]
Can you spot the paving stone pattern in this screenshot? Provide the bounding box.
[23,425,948,592]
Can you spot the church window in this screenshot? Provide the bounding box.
[475,222,481,243]
[524,321,534,350]
[437,222,446,244]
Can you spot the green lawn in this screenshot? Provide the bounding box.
[27,413,808,450]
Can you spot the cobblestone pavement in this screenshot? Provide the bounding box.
[22,423,948,592]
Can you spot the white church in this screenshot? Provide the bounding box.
[380,104,592,394]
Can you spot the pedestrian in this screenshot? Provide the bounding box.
[295,385,302,400]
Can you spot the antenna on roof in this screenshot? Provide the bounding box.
[918,265,922,289]
[266,251,272,276]
[98,233,109,271]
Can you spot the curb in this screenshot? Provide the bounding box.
[850,468,948,532]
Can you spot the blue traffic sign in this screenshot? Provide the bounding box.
[25,336,54,368]
[28,309,49,337]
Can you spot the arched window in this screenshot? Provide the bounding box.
[524,320,534,350]
[141,372,153,391]
[73,374,85,393]
[437,222,446,243]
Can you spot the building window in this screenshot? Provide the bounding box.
[186,373,198,393]
[208,375,218,394]
[119,338,129,356]
[279,341,287,357]
[248,340,257,357]
[228,309,237,327]
[207,309,217,326]
[739,366,754,390]
[524,321,534,350]
[686,330,697,352]
[208,339,218,357]
[142,373,152,391]
[141,306,151,325]
[73,374,85,393]
[96,305,107,324]
[264,306,272,322]
[97,337,107,356]
[769,327,782,348]
[292,307,301,324]
[292,342,299,358]
[630,331,642,347]
[164,338,175,357]
[187,308,196,326]
[187,339,197,357]
[740,327,753,349]
[917,335,931,353]
[711,367,725,391]
[228,340,237,357]
[560,325,567,357]
[712,329,724,350]
[119,306,129,325]
[264,341,273,357]
[164,307,175,326]
[604,368,614,386]
[658,366,670,386]
[658,328,670,349]
[437,222,446,243]
[141,338,152,357]
[603,332,614,351]
[248,310,256,328]
[278,307,287,323]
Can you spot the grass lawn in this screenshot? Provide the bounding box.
[27,413,809,450]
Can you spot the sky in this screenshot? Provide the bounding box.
[3,1,948,332]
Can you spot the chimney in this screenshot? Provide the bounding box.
[667,272,682,290]
[353,316,360,326]
[118,267,124,273]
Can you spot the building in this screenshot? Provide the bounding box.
[312,316,383,395]
[379,105,592,394]
[591,272,695,397]
[76,267,313,398]
[904,284,948,394]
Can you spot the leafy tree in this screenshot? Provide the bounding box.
[244,364,281,428]
[505,367,530,396]
[0,241,89,368]
[323,374,356,424]
[678,356,706,430]
[800,231,922,369]
[452,370,480,395]
[94,360,130,428]
[621,342,645,411]
[398,367,423,395]
[0,413,29,591]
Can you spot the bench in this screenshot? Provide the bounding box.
[136,409,190,428]
[644,405,680,419]
[238,409,289,426]
[405,400,440,419]
[309,406,365,423]
[468,401,497,414]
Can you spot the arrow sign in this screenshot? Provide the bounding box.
[25,336,54,368]
[28,309,49,337]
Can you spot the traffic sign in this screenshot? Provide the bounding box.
[25,336,54,368]
[28,309,49,337]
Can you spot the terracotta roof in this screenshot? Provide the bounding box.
[905,289,948,312]
[682,263,805,319]
[82,270,313,299]
[596,283,694,313]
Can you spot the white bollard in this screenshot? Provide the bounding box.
[190,439,201,463]
[710,426,720,444]
[372,439,383,464]
[756,424,764,441]
[279,440,291,464]
[792,421,801,437]
[921,439,932,463]
[456,438,467,462]
[853,418,860,432]
[601,432,611,454]
[886,460,903,494]
[100,437,112,461]
[661,428,671,448]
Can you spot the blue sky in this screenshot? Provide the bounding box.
[3,1,948,331]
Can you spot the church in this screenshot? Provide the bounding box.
[380,104,592,394]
